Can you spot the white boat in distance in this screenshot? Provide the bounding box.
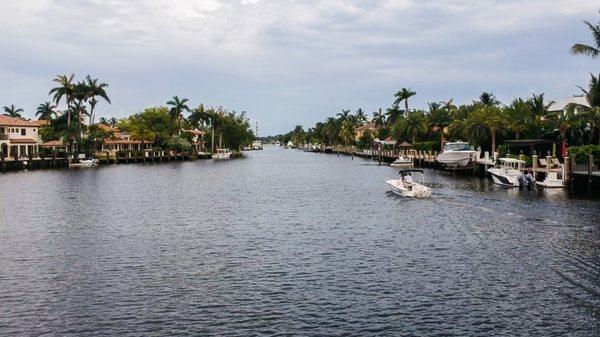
[252,140,263,150]
[390,155,413,168]
[436,141,477,167]
[487,158,526,187]
[213,148,232,160]
[386,169,431,198]
[536,172,565,188]
[69,154,99,168]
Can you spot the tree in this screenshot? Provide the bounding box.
[469,105,506,153]
[189,104,210,129]
[3,104,24,118]
[108,117,118,128]
[570,11,600,59]
[545,105,583,155]
[579,73,600,107]
[396,110,426,144]
[85,76,110,126]
[99,117,108,125]
[36,102,56,120]
[371,109,386,128]
[336,109,351,123]
[428,102,452,149]
[386,105,403,124]
[339,119,355,146]
[527,93,554,137]
[393,87,416,113]
[479,92,500,106]
[504,98,531,140]
[355,108,367,125]
[49,74,75,123]
[167,96,190,134]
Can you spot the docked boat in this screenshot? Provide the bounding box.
[436,141,477,167]
[386,169,431,198]
[390,155,413,168]
[252,140,263,150]
[69,157,99,168]
[487,158,526,187]
[213,148,232,160]
[536,172,565,188]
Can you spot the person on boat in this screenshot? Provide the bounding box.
[403,172,413,186]
[525,169,535,187]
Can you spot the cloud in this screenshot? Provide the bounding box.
[0,0,598,134]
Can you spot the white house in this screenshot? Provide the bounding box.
[547,96,590,115]
[0,116,47,159]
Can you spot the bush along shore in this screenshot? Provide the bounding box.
[1,74,255,172]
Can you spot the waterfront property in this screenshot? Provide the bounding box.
[0,115,47,159]
[183,128,207,153]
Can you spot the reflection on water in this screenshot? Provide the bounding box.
[0,146,599,336]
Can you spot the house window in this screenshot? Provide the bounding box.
[21,129,26,136]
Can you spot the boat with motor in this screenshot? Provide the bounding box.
[390,155,413,168]
[436,141,477,167]
[536,172,565,188]
[213,148,232,160]
[385,169,431,198]
[487,158,529,187]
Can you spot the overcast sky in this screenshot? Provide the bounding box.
[0,0,598,135]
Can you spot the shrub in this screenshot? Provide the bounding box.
[412,141,438,152]
[568,145,600,164]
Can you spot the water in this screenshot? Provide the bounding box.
[1,146,599,336]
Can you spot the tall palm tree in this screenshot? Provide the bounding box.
[108,117,118,128]
[545,105,582,155]
[570,11,600,59]
[336,109,351,122]
[98,117,108,125]
[189,104,210,129]
[339,119,356,146]
[398,110,426,144]
[386,106,403,124]
[527,93,554,137]
[469,105,506,153]
[85,76,110,125]
[167,96,190,134]
[323,117,337,145]
[440,98,457,115]
[393,87,417,113]
[36,102,56,120]
[3,105,24,118]
[504,98,531,140]
[586,107,600,144]
[49,74,75,128]
[479,92,500,106]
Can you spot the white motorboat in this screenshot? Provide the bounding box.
[386,169,431,198]
[390,155,413,168]
[69,158,99,168]
[436,141,477,167]
[213,148,232,160]
[252,140,263,150]
[536,172,565,188]
[487,158,526,187]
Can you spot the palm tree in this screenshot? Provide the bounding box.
[323,117,337,145]
[355,108,367,125]
[85,76,110,125]
[545,105,582,155]
[399,110,426,144]
[372,109,386,128]
[428,102,452,149]
[578,73,600,107]
[36,102,56,120]
[570,11,600,59]
[167,96,190,134]
[336,109,351,122]
[479,92,500,106]
[440,98,457,115]
[189,104,210,129]
[586,107,600,144]
[504,98,531,140]
[108,117,118,128]
[469,105,506,153]
[393,87,417,113]
[98,117,108,125]
[339,119,355,146]
[527,93,554,137]
[386,105,403,124]
[49,74,76,129]
[3,104,24,118]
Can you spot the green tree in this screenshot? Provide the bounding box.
[395,110,426,144]
[578,73,600,107]
[36,102,56,120]
[355,108,367,125]
[167,96,190,134]
[85,75,110,126]
[3,104,24,118]
[504,98,531,140]
[393,87,416,113]
[527,93,554,138]
[428,102,452,149]
[469,105,506,153]
[570,11,600,59]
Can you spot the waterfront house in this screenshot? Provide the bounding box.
[355,123,378,141]
[98,124,153,152]
[547,95,590,115]
[0,116,47,159]
[41,140,68,153]
[183,129,206,152]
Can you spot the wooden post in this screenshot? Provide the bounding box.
[532,154,538,179]
[563,156,569,185]
[546,155,552,176]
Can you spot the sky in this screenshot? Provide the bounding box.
[0,0,598,135]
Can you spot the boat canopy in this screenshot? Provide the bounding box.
[399,169,424,176]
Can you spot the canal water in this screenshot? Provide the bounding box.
[0,146,599,336]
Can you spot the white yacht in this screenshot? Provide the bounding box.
[386,169,431,198]
[436,141,477,167]
[69,154,99,168]
[252,140,263,150]
[487,158,526,187]
[213,148,232,160]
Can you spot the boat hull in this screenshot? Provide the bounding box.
[436,151,476,167]
[386,179,431,198]
[488,168,520,187]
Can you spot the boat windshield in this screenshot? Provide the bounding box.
[444,143,471,151]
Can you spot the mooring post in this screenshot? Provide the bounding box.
[532,155,538,179]
[563,156,569,185]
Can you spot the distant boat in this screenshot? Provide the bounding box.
[386,169,431,198]
[252,140,263,150]
[69,154,99,168]
[436,141,477,167]
[536,172,565,188]
[213,148,232,160]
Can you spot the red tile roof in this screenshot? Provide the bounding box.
[104,140,153,145]
[42,140,67,147]
[9,138,37,144]
[0,115,39,127]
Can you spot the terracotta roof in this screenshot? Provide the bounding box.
[42,140,67,147]
[0,115,39,127]
[31,120,50,126]
[355,123,377,132]
[9,138,37,144]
